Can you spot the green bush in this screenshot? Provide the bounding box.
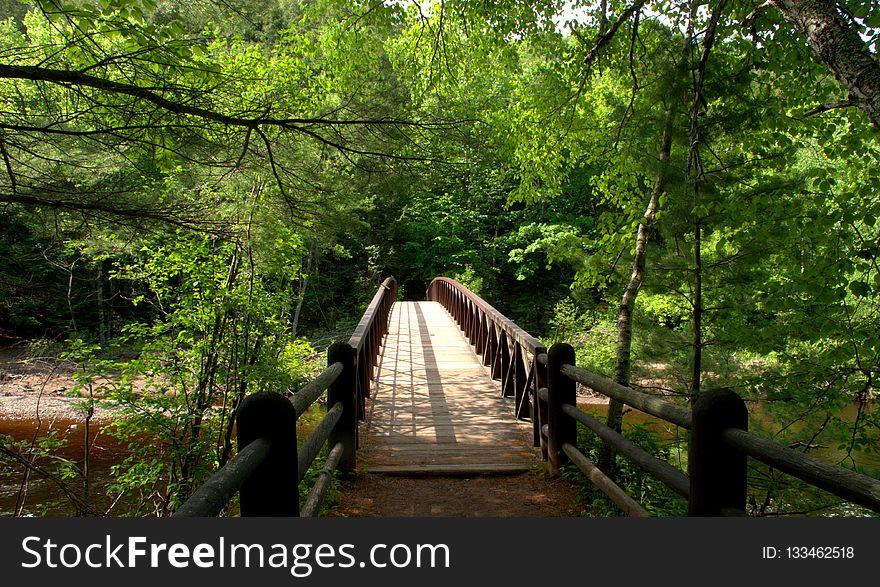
[563,419,688,517]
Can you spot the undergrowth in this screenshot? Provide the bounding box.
[562,418,688,517]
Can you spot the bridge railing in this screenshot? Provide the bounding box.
[542,342,880,516]
[427,277,549,452]
[350,277,397,419]
[426,277,880,516]
[174,277,397,517]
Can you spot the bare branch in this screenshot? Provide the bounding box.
[0,443,97,516]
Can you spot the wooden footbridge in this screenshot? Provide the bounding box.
[176,277,880,518]
[358,300,534,475]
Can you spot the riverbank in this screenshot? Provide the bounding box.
[0,342,115,422]
[0,339,611,424]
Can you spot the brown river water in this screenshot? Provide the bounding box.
[0,417,130,516]
[2,402,877,516]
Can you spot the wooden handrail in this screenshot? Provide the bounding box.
[427,277,543,353]
[559,401,690,498]
[427,277,548,442]
[349,277,397,353]
[175,277,396,517]
[539,342,880,516]
[173,438,272,517]
[558,361,693,429]
[722,427,880,512]
[349,277,397,418]
[291,361,344,414]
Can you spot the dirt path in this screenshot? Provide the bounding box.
[329,466,586,518]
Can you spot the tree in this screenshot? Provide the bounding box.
[0,0,462,228]
[769,0,880,127]
[457,0,879,502]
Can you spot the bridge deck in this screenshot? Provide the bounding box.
[358,301,536,475]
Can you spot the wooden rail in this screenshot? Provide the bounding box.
[429,277,880,517]
[543,342,880,516]
[349,277,397,420]
[174,277,396,517]
[176,275,880,517]
[427,277,548,452]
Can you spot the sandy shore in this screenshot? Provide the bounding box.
[0,374,112,422]
[0,344,115,422]
[0,341,609,423]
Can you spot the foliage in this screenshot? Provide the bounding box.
[0,0,878,517]
[547,298,618,377]
[563,418,688,517]
[59,224,320,515]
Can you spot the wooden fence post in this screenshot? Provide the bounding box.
[236,391,299,516]
[689,387,748,516]
[514,345,528,420]
[534,346,548,456]
[547,343,577,475]
[500,335,512,397]
[328,341,357,474]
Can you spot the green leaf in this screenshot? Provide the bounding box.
[868,13,880,29]
[849,281,871,297]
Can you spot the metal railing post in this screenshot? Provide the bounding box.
[236,392,299,516]
[689,388,748,516]
[328,341,357,473]
[547,343,577,475]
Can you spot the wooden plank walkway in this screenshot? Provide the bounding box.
[358,301,536,475]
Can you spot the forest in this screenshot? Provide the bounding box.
[0,0,878,517]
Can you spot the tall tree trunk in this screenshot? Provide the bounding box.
[686,0,727,402]
[773,0,880,128]
[599,0,699,476]
[600,106,675,474]
[292,242,315,339]
[64,258,78,334]
[691,217,702,400]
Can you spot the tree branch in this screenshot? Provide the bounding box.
[803,98,857,117]
[0,64,472,132]
[582,0,648,66]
